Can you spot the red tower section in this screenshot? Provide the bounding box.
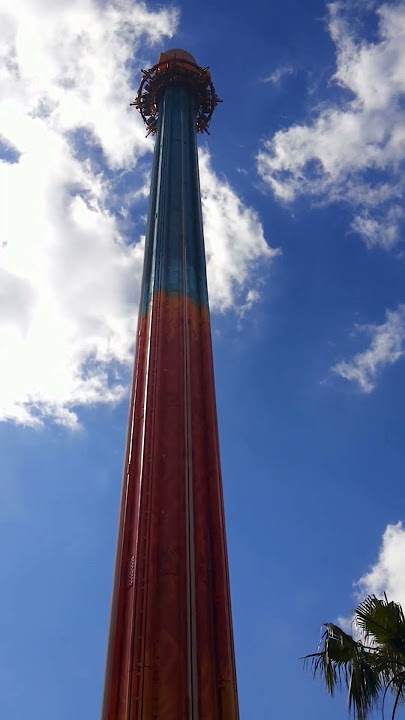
[101,50,239,720]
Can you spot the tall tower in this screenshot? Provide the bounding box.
[101,50,239,720]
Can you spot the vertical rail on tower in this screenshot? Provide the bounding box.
[101,49,239,720]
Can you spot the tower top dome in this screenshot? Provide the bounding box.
[158,49,197,65]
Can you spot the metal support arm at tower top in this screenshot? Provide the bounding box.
[131,48,221,135]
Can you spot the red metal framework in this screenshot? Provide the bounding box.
[131,49,221,135]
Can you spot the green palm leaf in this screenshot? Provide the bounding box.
[304,595,405,720]
[356,595,405,657]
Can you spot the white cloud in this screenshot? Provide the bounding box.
[263,65,294,86]
[199,149,279,313]
[0,1,275,428]
[355,522,405,607]
[257,2,405,249]
[332,305,405,392]
[0,0,176,428]
[0,0,179,169]
[337,522,405,634]
[351,206,404,248]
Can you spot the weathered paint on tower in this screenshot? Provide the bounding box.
[101,50,239,720]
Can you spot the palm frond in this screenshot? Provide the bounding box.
[347,657,381,720]
[356,595,405,656]
[382,672,405,720]
[392,681,404,720]
[303,623,378,702]
[305,596,405,720]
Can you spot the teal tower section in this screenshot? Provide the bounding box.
[140,84,209,314]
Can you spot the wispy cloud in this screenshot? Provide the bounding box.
[263,65,294,86]
[0,1,276,428]
[257,1,405,249]
[332,305,405,392]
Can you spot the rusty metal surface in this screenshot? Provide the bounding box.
[101,68,238,720]
[102,297,239,720]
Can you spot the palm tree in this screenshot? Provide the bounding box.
[304,595,405,720]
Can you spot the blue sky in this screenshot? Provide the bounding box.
[1,0,405,718]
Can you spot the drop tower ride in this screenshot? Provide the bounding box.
[101,49,239,720]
